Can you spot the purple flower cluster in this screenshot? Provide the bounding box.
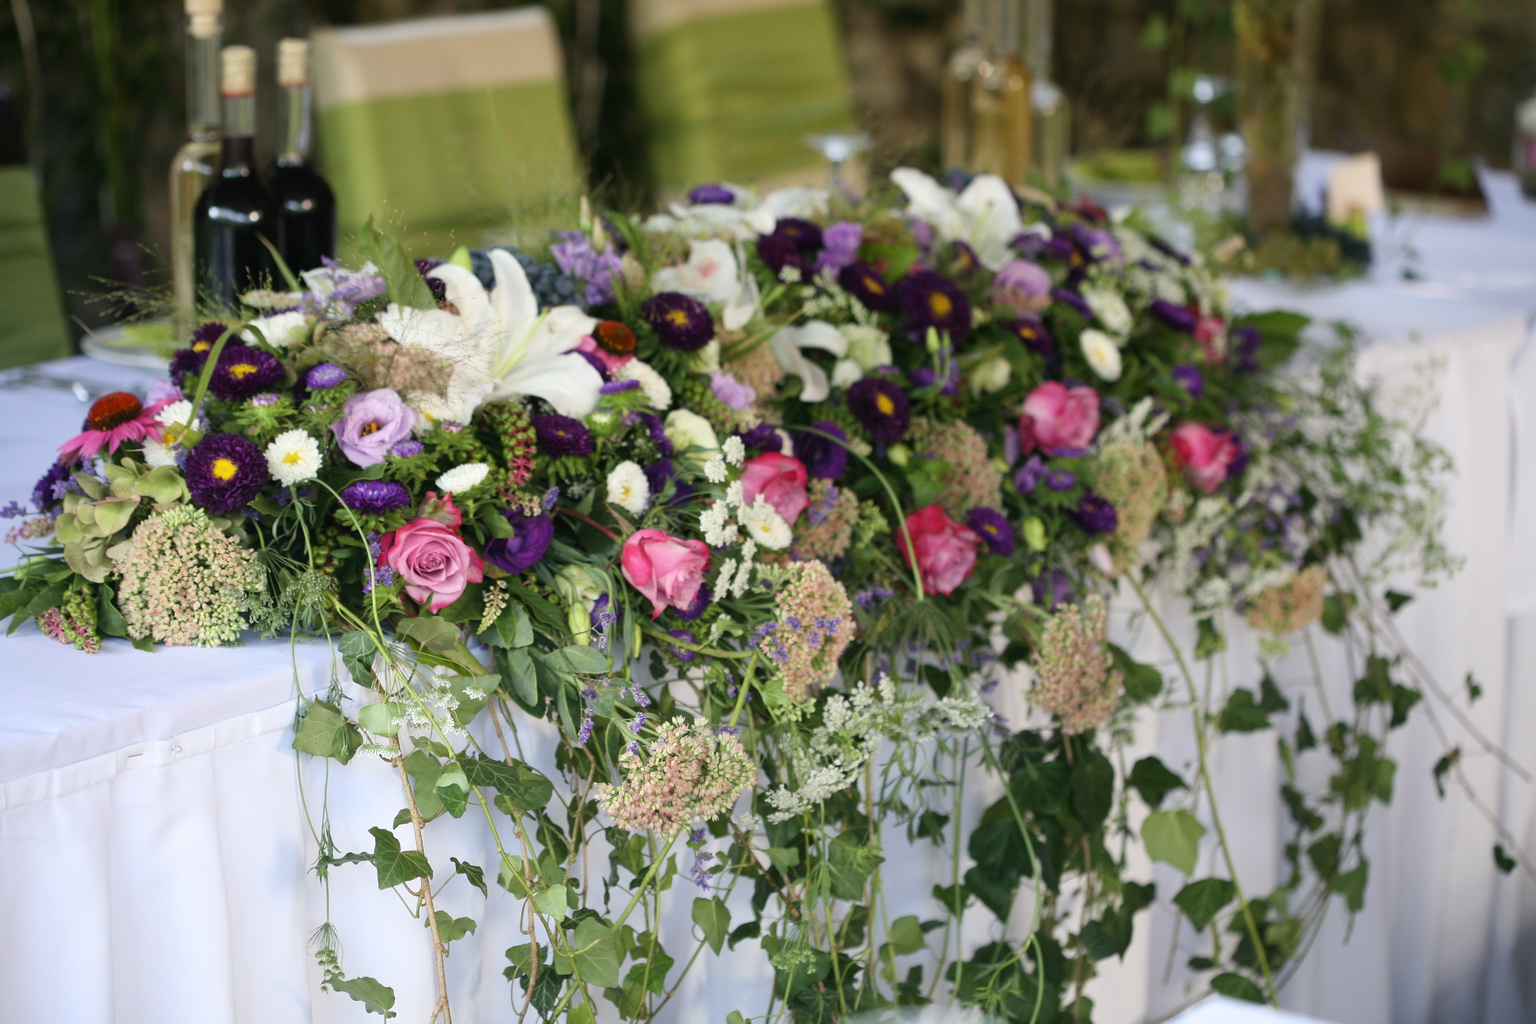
[839,261,898,312]
[793,422,849,480]
[549,230,622,307]
[305,362,348,390]
[847,378,910,444]
[32,459,78,513]
[967,507,1015,555]
[1150,299,1198,334]
[688,184,735,205]
[1074,493,1119,534]
[897,270,971,344]
[341,479,412,515]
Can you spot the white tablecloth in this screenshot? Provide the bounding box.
[3,173,1536,1023]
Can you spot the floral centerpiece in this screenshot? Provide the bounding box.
[1,168,1474,1021]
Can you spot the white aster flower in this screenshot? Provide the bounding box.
[154,400,194,428]
[616,359,672,410]
[739,498,792,550]
[141,439,177,468]
[435,461,491,493]
[1083,287,1133,341]
[1080,329,1123,382]
[665,409,721,466]
[606,460,650,516]
[722,435,746,466]
[241,309,312,348]
[265,429,323,485]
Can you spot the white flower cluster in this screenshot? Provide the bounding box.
[435,461,490,494]
[704,433,745,485]
[1095,397,1169,450]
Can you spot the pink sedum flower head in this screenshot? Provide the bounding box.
[739,453,810,525]
[58,392,171,463]
[379,517,484,612]
[1021,381,1099,454]
[897,505,981,597]
[622,529,712,619]
[596,719,754,835]
[1170,422,1241,494]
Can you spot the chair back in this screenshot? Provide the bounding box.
[312,8,582,259]
[0,87,70,369]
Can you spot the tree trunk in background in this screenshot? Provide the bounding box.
[1234,0,1319,234]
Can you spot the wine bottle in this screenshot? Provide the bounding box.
[1025,0,1069,188]
[972,0,1031,186]
[194,45,279,309]
[941,0,988,172]
[169,0,222,321]
[264,38,336,272]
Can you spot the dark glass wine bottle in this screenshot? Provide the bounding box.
[194,45,278,309]
[264,38,335,272]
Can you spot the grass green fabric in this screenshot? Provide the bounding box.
[318,81,582,261]
[0,166,70,369]
[636,2,854,192]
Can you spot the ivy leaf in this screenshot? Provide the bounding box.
[1070,747,1115,830]
[1332,862,1368,912]
[1465,673,1483,703]
[534,884,569,922]
[451,857,487,897]
[693,896,730,954]
[885,915,926,956]
[394,614,462,654]
[1321,594,1349,634]
[461,755,555,814]
[1129,757,1186,810]
[1142,810,1205,875]
[358,701,405,737]
[1385,590,1414,613]
[326,975,397,1018]
[1195,618,1225,659]
[1494,844,1518,874]
[1079,908,1132,961]
[1111,644,1163,703]
[433,910,477,943]
[368,827,432,889]
[570,917,622,988]
[338,630,375,686]
[1258,674,1289,713]
[1216,689,1270,733]
[1211,972,1265,1003]
[541,644,612,676]
[292,700,361,765]
[1010,757,1070,815]
[827,832,884,901]
[1173,878,1235,931]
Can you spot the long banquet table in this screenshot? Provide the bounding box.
[3,168,1536,1023]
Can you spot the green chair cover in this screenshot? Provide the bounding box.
[631,0,856,196]
[0,166,70,369]
[312,8,583,261]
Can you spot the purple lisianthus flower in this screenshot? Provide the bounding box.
[709,370,756,410]
[305,362,348,390]
[332,388,418,468]
[675,584,711,621]
[533,413,595,457]
[1032,569,1076,610]
[145,378,183,407]
[816,221,863,272]
[1014,454,1046,493]
[839,261,898,312]
[391,439,425,458]
[1044,468,1076,491]
[1040,235,1081,266]
[207,344,285,402]
[633,412,674,457]
[644,459,694,508]
[32,459,78,513]
[1231,326,1262,373]
[688,184,736,205]
[992,259,1053,315]
[847,378,911,444]
[898,269,971,344]
[1150,299,1198,334]
[1173,363,1204,399]
[642,293,714,352]
[184,433,268,515]
[967,507,1015,555]
[341,479,412,514]
[1051,288,1093,320]
[1074,492,1119,534]
[793,421,848,479]
[484,508,553,574]
[1010,231,1050,260]
[1067,223,1123,263]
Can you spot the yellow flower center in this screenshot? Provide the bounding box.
[929,293,953,318]
[282,451,305,465]
[361,421,380,436]
[228,362,257,380]
[865,276,885,294]
[875,393,895,415]
[666,309,691,327]
[211,458,238,481]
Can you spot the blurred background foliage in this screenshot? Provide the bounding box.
[1,0,1533,331]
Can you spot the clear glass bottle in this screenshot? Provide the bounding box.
[1516,92,1536,200]
[169,0,222,322]
[942,0,989,172]
[1025,0,1069,187]
[264,39,336,272]
[978,0,1032,186]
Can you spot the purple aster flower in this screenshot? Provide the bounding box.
[1173,363,1204,399]
[1014,454,1046,494]
[484,508,554,574]
[1074,492,1119,534]
[709,370,756,409]
[838,261,898,312]
[341,480,412,514]
[675,584,711,621]
[792,421,848,479]
[897,269,972,344]
[667,629,699,663]
[641,293,714,352]
[636,412,675,457]
[1040,235,1080,266]
[1044,468,1076,491]
[1010,231,1050,260]
[207,344,285,402]
[816,221,863,272]
[1231,326,1262,373]
[332,389,418,468]
[967,507,1015,555]
[533,413,595,457]
[1002,315,1055,357]
[169,320,227,381]
[688,184,735,205]
[549,230,622,307]
[1031,569,1075,610]
[249,393,281,407]
[737,422,784,454]
[391,439,425,458]
[945,240,982,277]
[1150,299,1198,334]
[1066,223,1122,263]
[32,459,78,513]
[1052,288,1093,320]
[601,378,641,395]
[992,259,1053,314]
[847,378,911,444]
[578,349,612,380]
[645,459,694,508]
[773,217,823,252]
[756,233,807,276]
[414,259,448,304]
[184,433,268,515]
[305,362,348,390]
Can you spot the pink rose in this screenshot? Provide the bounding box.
[379,517,485,613]
[1021,381,1100,453]
[622,529,711,619]
[739,453,810,524]
[897,505,981,597]
[1171,422,1241,494]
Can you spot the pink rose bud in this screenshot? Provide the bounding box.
[379,517,485,612]
[1021,381,1101,453]
[897,505,981,597]
[1170,422,1240,494]
[621,528,712,619]
[739,452,810,524]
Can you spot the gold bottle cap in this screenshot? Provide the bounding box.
[276,39,310,87]
[220,45,256,97]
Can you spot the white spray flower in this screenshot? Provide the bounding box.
[722,435,746,466]
[265,429,324,485]
[435,462,491,493]
[617,358,672,410]
[1080,329,1123,382]
[606,460,650,516]
[739,498,792,550]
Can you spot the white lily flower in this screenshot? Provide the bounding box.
[651,239,740,306]
[890,167,1028,272]
[376,250,602,423]
[768,320,849,403]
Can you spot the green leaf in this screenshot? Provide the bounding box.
[542,644,612,676]
[1216,689,1271,733]
[1129,757,1187,809]
[1112,645,1164,703]
[766,846,800,872]
[292,701,361,765]
[1211,972,1265,1003]
[1009,757,1070,815]
[693,896,731,954]
[1307,833,1342,876]
[1258,674,1289,713]
[1173,878,1235,931]
[885,914,925,956]
[358,702,405,737]
[1466,673,1483,703]
[1195,618,1225,660]
[1142,810,1205,875]
[1332,862,1368,912]
[1080,909,1132,961]
[461,755,554,815]
[505,648,538,706]
[393,614,461,654]
[1070,747,1115,830]
[338,631,376,687]
[451,857,487,896]
[534,884,569,922]
[570,917,622,988]
[368,827,432,889]
[1385,590,1414,613]
[96,586,130,638]
[357,215,436,308]
[827,832,884,901]
[487,602,534,649]
[433,910,477,943]
[1494,844,1518,874]
[326,975,397,1018]
[1321,594,1349,634]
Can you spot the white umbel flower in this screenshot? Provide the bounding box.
[617,359,672,410]
[703,457,729,483]
[739,498,792,550]
[606,460,650,516]
[699,503,739,546]
[722,435,746,466]
[1080,329,1123,382]
[265,429,323,485]
[435,462,491,493]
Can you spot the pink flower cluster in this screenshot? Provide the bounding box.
[759,560,857,700]
[740,453,809,523]
[596,719,755,834]
[1246,565,1328,636]
[1021,382,1099,454]
[117,506,265,646]
[788,481,858,563]
[1029,595,1123,735]
[380,513,484,612]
